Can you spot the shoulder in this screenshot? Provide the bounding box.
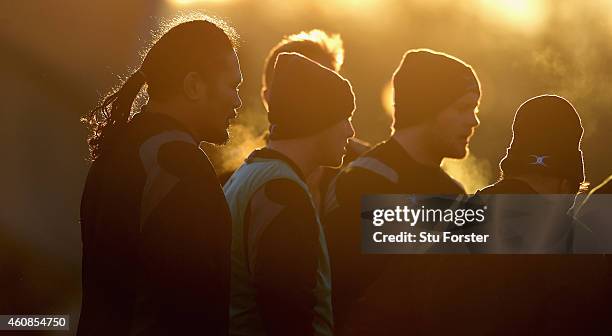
[335,154,398,199]
[139,130,215,179]
[322,155,396,216]
[247,179,317,248]
[444,173,467,194]
[257,178,312,209]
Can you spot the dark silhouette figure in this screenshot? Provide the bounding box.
[79,19,242,335]
[478,94,587,252]
[323,49,481,334]
[219,29,370,209]
[260,29,372,212]
[574,174,612,252]
[455,95,610,334]
[224,53,355,336]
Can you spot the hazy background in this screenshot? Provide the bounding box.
[1,0,611,334]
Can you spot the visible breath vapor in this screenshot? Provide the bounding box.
[442,154,494,194]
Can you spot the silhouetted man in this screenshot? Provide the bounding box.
[575,174,612,252]
[224,53,355,336]
[477,95,588,252]
[574,174,612,323]
[79,19,242,335]
[323,49,481,334]
[462,95,611,334]
[256,29,370,211]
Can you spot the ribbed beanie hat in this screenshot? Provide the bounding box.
[268,52,355,139]
[500,95,584,184]
[392,49,480,128]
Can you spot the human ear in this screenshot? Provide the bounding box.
[183,72,207,100]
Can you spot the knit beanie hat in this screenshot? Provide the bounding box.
[392,49,481,129]
[267,52,355,139]
[500,95,585,184]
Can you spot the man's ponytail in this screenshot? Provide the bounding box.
[83,17,238,161]
[84,70,146,160]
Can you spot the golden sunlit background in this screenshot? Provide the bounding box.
[2,1,612,334]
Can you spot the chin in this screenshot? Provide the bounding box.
[203,130,230,146]
[446,145,469,159]
[215,133,231,146]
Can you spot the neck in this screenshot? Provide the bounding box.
[392,126,442,167]
[145,100,199,141]
[511,174,566,194]
[508,175,575,210]
[267,140,317,179]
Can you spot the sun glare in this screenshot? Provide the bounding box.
[381,80,394,118]
[168,0,234,6]
[477,0,547,33]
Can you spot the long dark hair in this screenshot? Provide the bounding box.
[83,16,238,161]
